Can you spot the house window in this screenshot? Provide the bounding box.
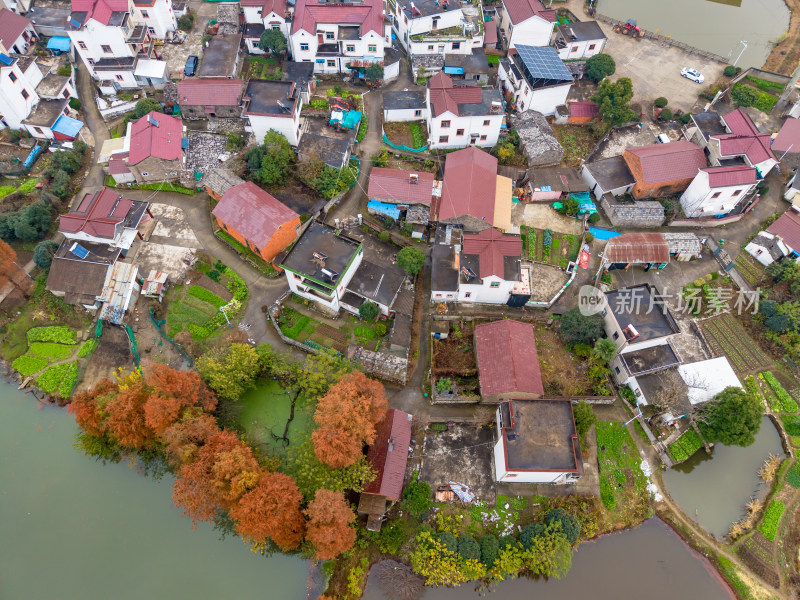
[87,58,95,65]
[326,32,334,39]
[588,44,596,50]
[300,43,309,51]
[615,366,620,374]
[464,292,471,298]
[490,281,500,288]
[732,189,742,197]
[63,90,70,99]
[115,74,124,81]
[272,25,280,30]
[21,89,29,100]
[414,109,422,117]
[9,72,16,82]
[483,119,490,126]
[613,331,619,340]
[101,44,112,53]
[711,191,721,199]
[346,44,355,52]
[456,128,464,136]
[441,120,450,128]
[452,42,460,50]
[148,27,155,34]
[439,135,449,143]
[293,273,301,280]
[480,135,487,141]
[327,59,335,67]
[368,44,377,53]
[428,44,433,51]
[141,9,149,17]
[78,41,87,50]
[33,126,43,134]
[571,46,578,53]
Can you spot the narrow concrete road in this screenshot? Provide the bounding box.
[74,64,108,197]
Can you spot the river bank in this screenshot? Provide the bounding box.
[763,0,800,75]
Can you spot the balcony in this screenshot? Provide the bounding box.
[127,24,147,44]
[316,43,340,56]
[93,56,137,72]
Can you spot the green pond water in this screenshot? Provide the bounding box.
[597,0,789,69]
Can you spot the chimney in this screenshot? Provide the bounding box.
[409,173,418,184]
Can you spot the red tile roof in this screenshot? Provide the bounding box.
[503,0,556,26]
[362,409,412,501]
[703,165,756,188]
[604,233,670,264]
[176,78,243,107]
[108,154,131,175]
[483,18,498,46]
[623,140,706,184]
[437,147,498,223]
[0,8,31,49]
[475,320,544,397]
[71,0,128,25]
[128,111,183,165]
[59,187,133,239]
[771,116,800,153]
[428,72,482,117]
[368,168,434,205]
[767,207,800,252]
[212,182,299,250]
[292,0,383,35]
[713,108,776,165]
[462,228,522,279]
[240,0,286,14]
[568,101,599,118]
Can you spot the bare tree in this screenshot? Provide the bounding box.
[374,560,424,600]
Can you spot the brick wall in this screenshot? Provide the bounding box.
[600,195,665,227]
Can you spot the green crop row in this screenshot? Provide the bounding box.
[187,285,227,308]
[27,342,75,361]
[668,429,704,462]
[59,361,79,398]
[77,339,98,358]
[759,500,785,541]
[27,326,76,345]
[786,463,800,488]
[762,371,799,412]
[36,362,75,394]
[12,355,50,376]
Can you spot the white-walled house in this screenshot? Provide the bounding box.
[241,0,290,53]
[242,79,304,146]
[289,0,389,76]
[426,72,503,149]
[456,228,530,304]
[497,0,555,50]
[280,222,364,315]
[131,0,177,40]
[389,0,484,60]
[383,90,427,122]
[494,399,583,484]
[703,109,778,178]
[68,0,154,90]
[745,206,800,266]
[602,284,680,355]
[498,45,573,116]
[552,20,606,60]
[0,54,78,135]
[680,165,757,218]
[0,8,37,55]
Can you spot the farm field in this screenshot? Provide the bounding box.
[737,531,780,588]
[700,313,773,375]
[278,300,384,354]
[734,252,766,286]
[520,226,581,270]
[595,422,650,520]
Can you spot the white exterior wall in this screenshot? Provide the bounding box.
[246,38,265,54]
[135,0,177,39]
[679,171,755,218]
[393,5,464,53]
[384,58,400,81]
[290,28,383,74]
[555,37,605,60]
[0,23,36,55]
[384,107,426,122]
[284,249,363,313]
[243,5,263,23]
[0,62,37,128]
[247,106,303,146]
[431,289,458,301]
[427,109,503,149]
[69,20,136,80]
[244,7,289,39]
[498,8,552,49]
[493,438,568,483]
[409,37,480,56]
[497,60,570,115]
[457,276,515,303]
[62,224,124,248]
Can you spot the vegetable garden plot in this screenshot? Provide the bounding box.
[700,314,773,375]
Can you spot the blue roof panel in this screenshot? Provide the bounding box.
[514,45,573,84]
[46,37,71,51]
[52,115,84,138]
[0,54,13,66]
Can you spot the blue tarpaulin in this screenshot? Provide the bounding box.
[52,115,84,139]
[367,200,401,220]
[46,37,71,52]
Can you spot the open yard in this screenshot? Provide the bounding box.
[533,325,594,396]
[700,313,774,376]
[520,225,581,269]
[431,321,476,377]
[244,56,283,80]
[383,121,428,149]
[238,379,315,458]
[551,124,602,167]
[595,421,651,523]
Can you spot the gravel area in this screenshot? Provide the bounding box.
[186,131,230,175]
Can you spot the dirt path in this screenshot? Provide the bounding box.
[763,0,800,75]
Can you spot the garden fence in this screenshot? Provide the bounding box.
[382,130,428,153]
[148,308,194,367]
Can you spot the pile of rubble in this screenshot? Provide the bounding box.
[186,132,230,175]
[207,117,246,135]
[512,111,563,167]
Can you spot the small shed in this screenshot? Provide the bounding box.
[431,320,449,339]
[51,115,84,141]
[663,232,702,261]
[141,270,169,301]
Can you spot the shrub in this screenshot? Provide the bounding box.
[573,401,597,444]
[359,301,380,321]
[723,65,738,77]
[498,535,518,550]
[588,212,600,224]
[68,97,82,111]
[678,113,692,124]
[545,509,581,545]
[379,231,391,243]
[33,239,59,269]
[786,463,800,488]
[436,377,453,393]
[783,414,800,436]
[654,97,668,108]
[585,232,594,243]
[207,269,221,281]
[397,246,425,275]
[519,522,546,549]
[585,53,616,82]
[375,322,387,337]
[479,535,499,567]
[457,534,481,561]
[659,108,674,121]
[759,500,785,541]
[402,477,432,517]
[177,10,195,31]
[435,531,458,553]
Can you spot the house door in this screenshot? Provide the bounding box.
[317,33,324,44]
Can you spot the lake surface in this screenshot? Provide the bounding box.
[0,382,309,600]
[596,0,790,69]
[662,417,784,538]
[362,518,734,600]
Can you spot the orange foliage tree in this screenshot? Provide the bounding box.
[161,412,220,466]
[305,489,356,560]
[70,378,118,437]
[232,471,305,550]
[143,364,217,434]
[312,370,387,468]
[172,429,261,524]
[0,239,25,294]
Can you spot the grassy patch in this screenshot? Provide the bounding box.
[11,355,50,376]
[27,326,77,345]
[759,500,785,541]
[667,429,704,462]
[238,380,315,456]
[187,285,226,308]
[216,230,276,276]
[487,54,499,67]
[596,422,648,511]
[551,124,601,167]
[409,121,426,148]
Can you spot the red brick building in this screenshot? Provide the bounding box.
[623,140,707,199]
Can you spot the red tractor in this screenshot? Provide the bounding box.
[615,19,642,38]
